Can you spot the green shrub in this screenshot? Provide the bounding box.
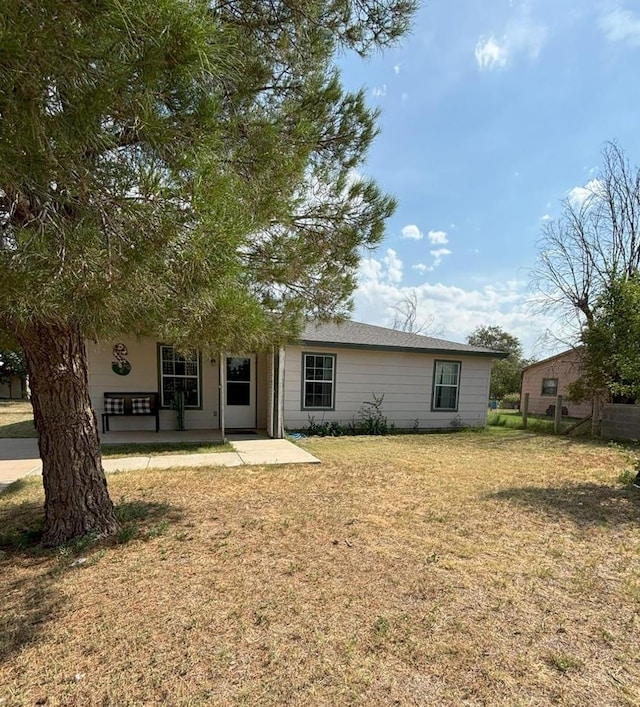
[305,393,389,436]
[499,393,520,409]
[305,416,347,437]
[356,393,388,435]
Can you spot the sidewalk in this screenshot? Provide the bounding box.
[0,437,319,491]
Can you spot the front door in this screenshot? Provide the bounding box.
[225,355,256,429]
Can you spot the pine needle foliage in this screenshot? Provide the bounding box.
[0,0,415,352]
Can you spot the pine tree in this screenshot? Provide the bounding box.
[0,0,415,544]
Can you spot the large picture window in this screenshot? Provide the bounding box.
[302,353,336,409]
[158,345,201,408]
[432,360,461,411]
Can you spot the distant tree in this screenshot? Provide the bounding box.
[0,349,27,399]
[572,276,640,404]
[390,292,443,336]
[533,142,640,407]
[466,325,530,399]
[0,0,415,545]
[532,142,640,334]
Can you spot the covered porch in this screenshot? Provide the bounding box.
[87,339,285,439]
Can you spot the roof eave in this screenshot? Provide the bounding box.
[297,339,507,358]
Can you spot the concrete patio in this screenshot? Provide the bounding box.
[0,434,320,491]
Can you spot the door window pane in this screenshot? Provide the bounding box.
[227,357,251,382]
[227,357,251,406]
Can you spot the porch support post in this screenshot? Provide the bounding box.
[219,353,226,442]
[267,347,275,438]
[276,346,285,439]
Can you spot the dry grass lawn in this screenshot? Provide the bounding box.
[1,431,640,706]
[0,400,36,438]
[0,402,230,454]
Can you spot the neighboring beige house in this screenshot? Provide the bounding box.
[0,375,24,400]
[87,321,503,437]
[520,348,592,418]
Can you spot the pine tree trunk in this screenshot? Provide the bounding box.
[16,321,117,546]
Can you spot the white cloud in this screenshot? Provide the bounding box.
[540,213,551,221]
[394,64,401,75]
[567,178,603,208]
[372,84,387,97]
[382,248,403,284]
[475,12,547,70]
[600,8,640,46]
[427,230,449,245]
[380,248,451,283]
[354,256,555,356]
[401,224,423,240]
[430,248,452,268]
[475,36,509,70]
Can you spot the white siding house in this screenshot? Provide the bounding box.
[87,321,501,437]
[283,346,491,430]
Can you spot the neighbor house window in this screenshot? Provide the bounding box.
[158,345,201,408]
[302,353,336,409]
[541,377,558,396]
[432,360,461,411]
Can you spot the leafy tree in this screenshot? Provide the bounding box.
[0,0,415,544]
[0,349,27,399]
[466,325,529,399]
[533,142,640,333]
[573,276,640,403]
[533,142,640,406]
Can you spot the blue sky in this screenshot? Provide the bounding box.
[340,0,640,357]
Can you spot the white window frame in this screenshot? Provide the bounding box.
[541,377,558,396]
[158,345,201,409]
[302,353,336,410]
[432,360,461,412]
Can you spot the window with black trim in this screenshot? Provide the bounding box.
[541,377,558,396]
[432,360,461,411]
[159,345,201,408]
[302,353,335,409]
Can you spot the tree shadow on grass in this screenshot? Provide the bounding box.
[0,495,184,663]
[0,419,37,438]
[487,483,640,528]
[0,477,30,496]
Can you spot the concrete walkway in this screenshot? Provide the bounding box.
[0,437,319,491]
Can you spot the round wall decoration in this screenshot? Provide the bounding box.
[112,343,132,376]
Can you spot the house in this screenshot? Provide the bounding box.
[87,321,504,437]
[520,348,592,418]
[0,374,25,400]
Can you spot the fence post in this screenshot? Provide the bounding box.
[554,395,563,434]
[522,393,529,429]
[591,396,600,437]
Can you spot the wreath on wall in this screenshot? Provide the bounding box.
[111,343,131,376]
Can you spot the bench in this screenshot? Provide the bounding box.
[101,392,160,433]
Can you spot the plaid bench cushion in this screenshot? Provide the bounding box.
[104,397,124,415]
[131,397,152,414]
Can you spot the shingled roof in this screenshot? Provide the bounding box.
[299,321,505,358]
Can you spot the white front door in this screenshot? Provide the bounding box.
[225,355,256,429]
